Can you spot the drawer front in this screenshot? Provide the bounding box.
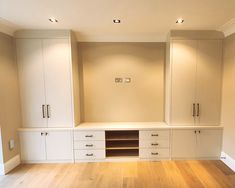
[74,140,105,150]
[74,149,105,160]
[139,140,169,148]
[74,131,105,141]
[139,130,169,140]
[139,148,170,159]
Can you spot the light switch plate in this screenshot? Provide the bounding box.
[9,139,14,150]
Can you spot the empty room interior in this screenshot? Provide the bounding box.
[1,0,235,187]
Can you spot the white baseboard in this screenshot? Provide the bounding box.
[221,151,235,172]
[0,154,21,175]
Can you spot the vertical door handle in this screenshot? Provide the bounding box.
[192,103,196,117]
[197,103,200,117]
[46,105,50,118]
[42,105,46,118]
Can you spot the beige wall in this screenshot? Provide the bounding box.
[0,32,21,162]
[221,33,235,159]
[78,42,165,122]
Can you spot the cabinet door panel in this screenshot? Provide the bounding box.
[171,130,196,159]
[16,39,47,127]
[43,39,73,127]
[46,130,73,160]
[171,40,197,125]
[196,40,222,125]
[197,129,222,158]
[19,131,46,161]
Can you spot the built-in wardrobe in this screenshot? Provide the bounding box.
[17,30,223,163]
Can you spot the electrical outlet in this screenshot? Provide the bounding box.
[9,139,14,150]
[115,78,123,83]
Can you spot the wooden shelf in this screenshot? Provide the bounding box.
[106,149,139,157]
[106,147,139,150]
[105,131,139,157]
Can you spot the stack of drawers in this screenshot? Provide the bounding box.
[74,130,106,161]
[139,130,170,159]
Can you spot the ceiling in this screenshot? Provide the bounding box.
[1,0,235,41]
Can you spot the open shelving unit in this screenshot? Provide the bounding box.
[105,130,139,157]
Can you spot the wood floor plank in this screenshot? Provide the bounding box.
[0,160,234,188]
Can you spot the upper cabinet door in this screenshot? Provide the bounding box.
[42,39,73,127]
[16,39,47,128]
[170,40,197,125]
[196,40,222,125]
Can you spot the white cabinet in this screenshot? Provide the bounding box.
[171,129,222,159]
[16,30,80,128]
[73,130,105,161]
[166,37,222,125]
[19,131,46,161]
[139,130,170,159]
[19,130,73,162]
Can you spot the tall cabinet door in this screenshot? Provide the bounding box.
[43,39,73,127]
[171,40,197,125]
[196,40,222,125]
[16,39,47,128]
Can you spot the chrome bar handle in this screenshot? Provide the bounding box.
[192,103,196,117]
[197,103,200,117]
[47,105,50,118]
[42,105,46,118]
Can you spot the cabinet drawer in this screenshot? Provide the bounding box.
[139,140,169,148]
[74,131,105,141]
[74,149,105,160]
[139,148,170,159]
[139,130,169,140]
[74,140,105,150]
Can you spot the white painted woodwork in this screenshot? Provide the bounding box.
[16,39,47,128]
[170,40,197,125]
[171,129,197,159]
[74,140,105,150]
[74,149,105,160]
[19,131,46,161]
[139,130,170,140]
[139,148,170,159]
[45,130,73,161]
[171,129,222,159]
[196,129,222,158]
[42,39,73,127]
[74,131,105,141]
[139,140,169,148]
[196,40,222,125]
[167,39,222,125]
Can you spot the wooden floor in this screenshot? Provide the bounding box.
[0,160,235,188]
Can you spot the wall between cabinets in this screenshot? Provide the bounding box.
[78,42,165,122]
[221,33,235,159]
[0,32,22,163]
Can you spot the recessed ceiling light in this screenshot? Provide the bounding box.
[49,18,58,23]
[176,18,184,24]
[113,19,121,24]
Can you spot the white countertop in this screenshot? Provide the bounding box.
[18,122,223,131]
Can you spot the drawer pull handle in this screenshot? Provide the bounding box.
[85,135,93,138]
[85,144,94,147]
[151,143,159,146]
[151,134,159,137]
[86,153,94,156]
[151,152,159,155]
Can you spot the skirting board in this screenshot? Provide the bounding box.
[221,151,235,172]
[0,154,21,175]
